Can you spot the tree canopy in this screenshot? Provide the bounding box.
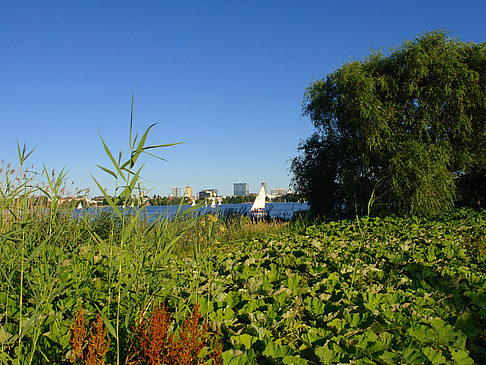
[292,31,486,218]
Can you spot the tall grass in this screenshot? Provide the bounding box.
[0,100,292,364]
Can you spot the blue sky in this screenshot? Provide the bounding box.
[1,1,485,197]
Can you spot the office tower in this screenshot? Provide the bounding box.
[171,186,181,198]
[234,183,249,196]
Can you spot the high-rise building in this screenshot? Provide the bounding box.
[184,187,193,199]
[234,183,249,196]
[261,182,268,195]
[171,186,181,198]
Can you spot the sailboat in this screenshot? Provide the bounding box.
[210,198,216,208]
[77,202,83,210]
[250,185,267,219]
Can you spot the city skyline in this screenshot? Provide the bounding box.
[166,182,286,198]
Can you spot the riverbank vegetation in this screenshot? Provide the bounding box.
[2,31,486,363]
[1,140,485,364]
[1,179,484,363]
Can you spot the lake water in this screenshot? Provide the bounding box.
[78,202,309,222]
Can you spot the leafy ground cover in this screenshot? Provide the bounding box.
[174,209,485,364]
[1,208,485,363]
[1,139,485,364]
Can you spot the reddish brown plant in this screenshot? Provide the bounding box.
[69,307,88,362]
[70,303,222,364]
[129,302,223,365]
[85,314,110,365]
[69,309,109,364]
[129,302,172,364]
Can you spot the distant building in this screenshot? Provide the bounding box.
[171,186,181,198]
[261,182,268,194]
[198,190,210,199]
[234,183,249,196]
[198,189,218,199]
[184,187,193,199]
[93,196,106,204]
[270,188,287,196]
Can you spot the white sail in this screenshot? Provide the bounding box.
[211,199,216,208]
[251,186,266,211]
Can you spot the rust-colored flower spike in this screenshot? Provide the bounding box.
[69,307,88,362]
[173,303,210,364]
[85,314,110,365]
[212,333,224,365]
[128,302,223,365]
[132,302,172,364]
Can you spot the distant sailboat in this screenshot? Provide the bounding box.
[77,202,83,210]
[210,199,216,208]
[191,199,196,207]
[250,186,267,219]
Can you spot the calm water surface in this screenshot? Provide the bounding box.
[78,202,308,222]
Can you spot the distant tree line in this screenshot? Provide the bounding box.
[292,31,486,218]
[222,195,256,204]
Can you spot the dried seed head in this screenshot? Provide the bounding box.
[69,307,88,362]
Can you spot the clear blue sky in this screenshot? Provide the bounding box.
[1,0,485,197]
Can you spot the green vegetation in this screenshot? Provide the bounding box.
[148,195,192,206]
[222,195,256,204]
[2,176,484,363]
[2,75,486,364]
[202,210,485,363]
[0,103,291,364]
[292,30,486,218]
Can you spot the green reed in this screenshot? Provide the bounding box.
[0,98,293,363]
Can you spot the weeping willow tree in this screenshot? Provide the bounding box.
[292,30,486,217]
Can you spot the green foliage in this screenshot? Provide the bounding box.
[192,208,485,363]
[222,195,256,204]
[292,30,486,217]
[0,104,291,363]
[1,170,485,363]
[148,195,191,206]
